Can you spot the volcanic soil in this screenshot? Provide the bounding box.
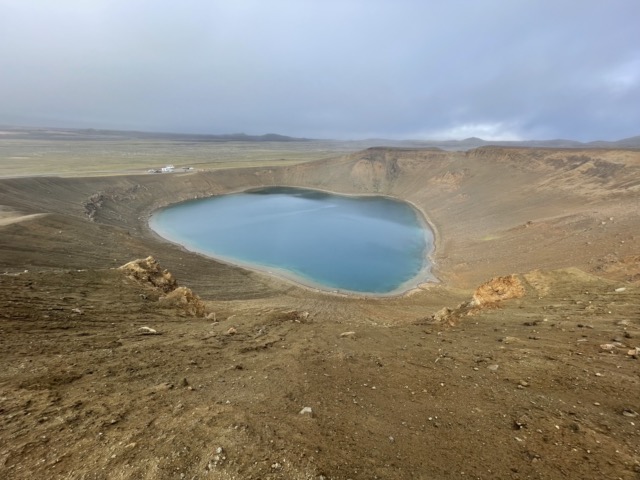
[1,146,639,479]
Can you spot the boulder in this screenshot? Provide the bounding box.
[118,256,177,293]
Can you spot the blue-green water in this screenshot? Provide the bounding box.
[150,187,433,294]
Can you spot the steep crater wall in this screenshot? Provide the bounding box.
[1,147,638,295]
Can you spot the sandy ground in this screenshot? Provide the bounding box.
[0,146,639,479]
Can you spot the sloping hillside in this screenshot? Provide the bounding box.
[1,146,639,479]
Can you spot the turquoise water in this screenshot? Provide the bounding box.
[150,187,433,294]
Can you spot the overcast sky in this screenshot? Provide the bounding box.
[1,0,639,141]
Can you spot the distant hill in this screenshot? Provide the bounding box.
[350,136,640,151]
[587,135,640,148]
[0,126,312,142]
[1,125,639,149]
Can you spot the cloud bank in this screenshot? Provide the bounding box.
[1,0,638,140]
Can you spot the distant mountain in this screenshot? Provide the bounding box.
[354,136,639,151]
[0,126,312,142]
[1,125,639,149]
[587,135,640,148]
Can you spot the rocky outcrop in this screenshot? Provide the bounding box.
[429,274,526,326]
[470,274,525,307]
[119,256,177,293]
[83,184,143,221]
[83,193,104,221]
[119,256,206,317]
[159,286,207,317]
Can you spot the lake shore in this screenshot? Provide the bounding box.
[148,186,437,298]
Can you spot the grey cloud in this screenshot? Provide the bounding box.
[1,0,639,140]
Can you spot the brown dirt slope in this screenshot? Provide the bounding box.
[1,264,638,479]
[1,146,639,479]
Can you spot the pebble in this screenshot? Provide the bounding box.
[514,415,528,429]
[206,447,227,470]
[614,287,626,293]
[299,407,314,416]
[138,326,158,335]
[622,409,638,418]
[340,331,356,338]
[499,336,518,344]
[599,343,616,352]
[226,327,237,335]
[487,364,499,372]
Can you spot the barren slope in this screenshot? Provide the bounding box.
[1,147,639,479]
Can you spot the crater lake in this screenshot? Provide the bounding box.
[150,187,434,294]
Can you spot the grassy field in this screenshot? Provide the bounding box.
[0,137,360,177]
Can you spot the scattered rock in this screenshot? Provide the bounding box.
[471,274,525,307]
[599,343,616,352]
[431,307,457,326]
[119,256,177,293]
[500,336,519,344]
[119,257,206,317]
[487,364,499,372]
[627,348,640,358]
[226,327,237,335]
[71,308,83,314]
[513,415,529,429]
[340,331,356,338]
[299,407,314,416]
[206,446,227,470]
[622,409,638,418]
[148,382,174,393]
[138,326,159,335]
[285,310,310,321]
[614,287,626,292]
[159,286,206,317]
